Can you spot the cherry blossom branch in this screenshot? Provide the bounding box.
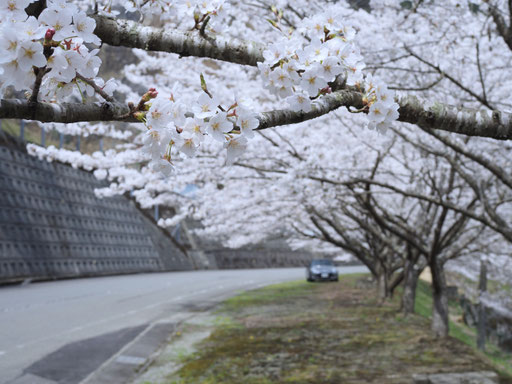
[92,14,265,67]
[0,99,136,123]
[3,89,512,139]
[258,90,512,140]
[397,95,512,140]
[256,90,365,129]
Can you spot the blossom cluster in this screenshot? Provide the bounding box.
[364,75,399,134]
[259,9,399,132]
[124,0,229,33]
[141,87,258,175]
[259,10,365,112]
[0,0,114,102]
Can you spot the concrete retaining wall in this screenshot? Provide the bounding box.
[209,248,314,269]
[0,135,193,283]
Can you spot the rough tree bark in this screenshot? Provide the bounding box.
[401,255,421,315]
[377,271,390,301]
[401,245,425,315]
[477,259,488,351]
[430,258,449,337]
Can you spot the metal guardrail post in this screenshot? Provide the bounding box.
[76,136,80,151]
[172,222,181,242]
[59,133,64,149]
[99,138,104,153]
[41,127,45,147]
[154,205,159,222]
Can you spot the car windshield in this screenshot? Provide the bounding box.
[311,260,334,266]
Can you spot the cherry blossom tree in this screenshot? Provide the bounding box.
[2,0,512,339]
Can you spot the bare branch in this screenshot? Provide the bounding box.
[485,0,512,50]
[421,128,512,189]
[405,46,495,110]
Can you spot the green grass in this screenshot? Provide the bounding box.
[415,280,512,377]
[164,275,503,384]
[220,280,320,313]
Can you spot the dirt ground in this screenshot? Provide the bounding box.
[138,275,511,384]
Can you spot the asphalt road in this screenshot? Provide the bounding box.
[0,266,367,384]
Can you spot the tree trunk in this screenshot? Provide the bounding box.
[377,272,390,301]
[477,259,487,351]
[430,258,449,337]
[402,258,419,315]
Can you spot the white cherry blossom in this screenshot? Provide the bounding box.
[73,12,101,45]
[78,49,101,78]
[236,107,258,138]
[21,17,45,40]
[300,67,327,97]
[17,40,46,71]
[146,97,173,130]
[38,7,75,41]
[0,26,20,63]
[317,56,344,82]
[1,0,31,22]
[286,91,312,112]
[206,112,232,142]
[224,136,247,165]
[183,118,206,142]
[194,93,220,118]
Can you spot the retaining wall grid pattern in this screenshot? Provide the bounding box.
[0,142,192,283]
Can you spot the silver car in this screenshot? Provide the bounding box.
[306,259,339,282]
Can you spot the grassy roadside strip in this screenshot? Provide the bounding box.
[414,280,512,378]
[147,274,511,384]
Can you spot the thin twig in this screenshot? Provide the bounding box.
[405,46,495,110]
[475,42,488,103]
[29,67,50,104]
[75,73,115,102]
[199,15,210,37]
[389,76,443,91]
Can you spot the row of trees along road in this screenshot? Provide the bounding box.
[2,0,512,338]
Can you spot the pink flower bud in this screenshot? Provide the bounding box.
[45,28,56,41]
